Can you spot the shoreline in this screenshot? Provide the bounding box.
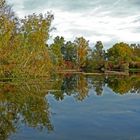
[57,70,140,76]
[0,70,140,81]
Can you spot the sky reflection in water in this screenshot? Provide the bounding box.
[0,74,140,140]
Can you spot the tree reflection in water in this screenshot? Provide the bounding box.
[0,82,53,140]
[107,74,140,94]
[0,73,140,140]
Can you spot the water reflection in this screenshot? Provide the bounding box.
[107,75,140,94]
[89,76,105,96]
[0,74,140,139]
[50,73,140,98]
[0,82,53,140]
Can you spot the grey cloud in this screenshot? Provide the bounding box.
[11,0,140,17]
[68,28,114,37]
[8,0,140,49]
[22,0,123,12]
[22,0,48,10]
[131,27,140,33]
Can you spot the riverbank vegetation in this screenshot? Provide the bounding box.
[0,0,140,80]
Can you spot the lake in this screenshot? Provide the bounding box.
[0,74,140,140]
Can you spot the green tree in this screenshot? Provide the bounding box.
[107,42,133,63]
[62,41,77,62]
[92,41,105,70]
[50,36,65,67]
[130,44,140,61]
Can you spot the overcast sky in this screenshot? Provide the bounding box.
[8,0,140,48]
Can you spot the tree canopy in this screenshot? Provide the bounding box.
[0,0,140,79]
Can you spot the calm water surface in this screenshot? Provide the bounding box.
[0,74,140,140]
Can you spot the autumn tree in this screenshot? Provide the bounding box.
[107,42,133,63]
[0,0,21,77]
[16,13,54,77]
[0,0,54,78]
[74,37,89,70]
[21,13,53,50]
[0,0,19,49]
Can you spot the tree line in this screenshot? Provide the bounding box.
[0,0,140,79]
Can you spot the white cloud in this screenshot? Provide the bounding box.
[7,0,140,48]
